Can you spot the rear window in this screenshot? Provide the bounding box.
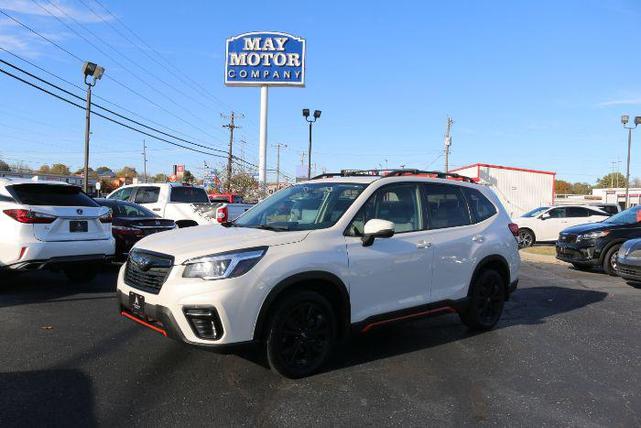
[8,184,99,207]
[170,187,209,203]
[97,200,155,217]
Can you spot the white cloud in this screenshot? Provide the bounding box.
[597,98,641,107]
[0,0,111,23]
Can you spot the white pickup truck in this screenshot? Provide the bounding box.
[106,183,252,227]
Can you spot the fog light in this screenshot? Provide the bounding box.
[183,307,223,340]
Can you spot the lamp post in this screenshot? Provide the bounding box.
[81,61,104,193]
[621,114,641,209]
[302,109,321,179]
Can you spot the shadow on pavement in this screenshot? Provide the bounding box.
[232,285,607,375]
[0,264,120,308]
[0,369,96,427]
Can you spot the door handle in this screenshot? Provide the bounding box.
[152,208,161,212]
[472,235,485,243]
[416,240,432,249]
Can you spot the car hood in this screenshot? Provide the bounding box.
[132,224,309,264]
[560,222,607,235]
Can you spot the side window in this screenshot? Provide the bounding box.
[566,207,589,218]
[347,184,422,235]
[547,208,566,218]
[423,184,471,229]
[111,187,133,201]
[462,187,497,223]
[134,186,160,204]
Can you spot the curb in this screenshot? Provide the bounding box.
[519,250,565,265]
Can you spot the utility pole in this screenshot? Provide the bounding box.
[81,61,104,193]
[273,143,287,187]
[444,116,454,173]
[142,139,148,183]
[222,112,242,192]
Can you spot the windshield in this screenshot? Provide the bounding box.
[234,183,366,231]
[604,206,641,225]
[521,206,549,218]
[169,187,209,203]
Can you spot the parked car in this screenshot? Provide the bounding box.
[516,205,610,248]
[116,169,520,378]
[0,178,114,282]
[614,238,641,282]
[209,193,245,204]
[107,183,213,227]
[95,199,176,261]
[589,203,621,215]
[556,205,641,275]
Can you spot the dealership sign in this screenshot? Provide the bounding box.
[225,31,305,86]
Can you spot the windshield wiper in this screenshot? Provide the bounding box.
[253,224,289,232]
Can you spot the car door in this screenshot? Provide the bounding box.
[564,207,597,228]
[344,183,433,323]
[422,183,480,301]
[538,207,568,241]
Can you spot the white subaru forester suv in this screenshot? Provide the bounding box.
[117,170,520,378]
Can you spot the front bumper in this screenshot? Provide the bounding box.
[555,242,601,266]
[615,262,641,282]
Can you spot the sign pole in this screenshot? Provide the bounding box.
[259,85,268,186]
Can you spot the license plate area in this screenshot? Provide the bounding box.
[129,292,145,317]
[69,220,88,233]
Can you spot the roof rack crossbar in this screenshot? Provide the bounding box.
[310,169,475,183]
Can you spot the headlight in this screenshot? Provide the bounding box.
[182,247,267,280]
[577,230,610,241]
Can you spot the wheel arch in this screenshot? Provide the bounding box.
[253,271,351,342]
[469,255,511,297]
[598,239,627,264]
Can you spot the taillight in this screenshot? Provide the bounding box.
[508,223,519,237]
[216,206,228,223]
[100,209,113,223]
[3,209,56,224]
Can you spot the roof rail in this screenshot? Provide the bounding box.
[310,169,477,183]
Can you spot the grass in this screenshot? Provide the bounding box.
[521,245,556,256]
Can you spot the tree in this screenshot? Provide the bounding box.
[96,166,114,177]
[595,172,627,188]
[152,173,168,183]
[38,164,51,174]
[570,182,592,195]
[555,180,572,194]
[0,159,9,171]
[74,167,99,179]
[182,170,195,184]
[631,177,641,188]
[50,163,70,175]
[228,172,266,202]
[116,166,138,178]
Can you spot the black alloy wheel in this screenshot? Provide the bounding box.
[460,269,506,330]
[266,291,335,379]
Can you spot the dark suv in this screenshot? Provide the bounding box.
[556,205,641,275]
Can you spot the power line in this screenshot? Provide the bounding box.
[0,65,232,161]
[2,5,224,143]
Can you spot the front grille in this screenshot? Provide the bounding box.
[616,263,641,278]
[559,234,577,244]
[124,251,174,294]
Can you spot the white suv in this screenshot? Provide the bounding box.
[116,170,520,378]
[0,178,115,281]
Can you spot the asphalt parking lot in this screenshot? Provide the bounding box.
[1,260,640,427]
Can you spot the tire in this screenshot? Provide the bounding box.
[517,229,535,248]
[571,263,592,271]
[63,265,99,283]
[459,269,506,331]
[265,290,336,379]
[602,245,621,276]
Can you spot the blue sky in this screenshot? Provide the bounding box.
[0,0,640,183]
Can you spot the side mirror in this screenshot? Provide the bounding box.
[362,219,395,247]
[540,213,550,220]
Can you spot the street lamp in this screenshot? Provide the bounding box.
[303,108,321,179]
[622,114,641,209]
[81,61,105,193]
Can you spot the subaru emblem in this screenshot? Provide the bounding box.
[77,208,83,215]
